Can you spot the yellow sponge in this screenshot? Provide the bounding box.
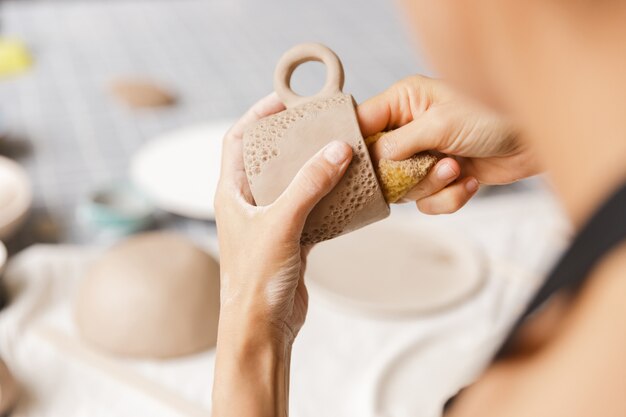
[366,132,439,203]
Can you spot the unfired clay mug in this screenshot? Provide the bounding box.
[243,43,390,245]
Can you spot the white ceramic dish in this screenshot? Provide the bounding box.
[130,121,233,220]
[368,330,494,417]
[0,156,32,240]
[372,334,462,417]
[305,216,486,317]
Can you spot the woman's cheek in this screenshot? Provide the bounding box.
[398,0,492,102]
[400,1,461,68]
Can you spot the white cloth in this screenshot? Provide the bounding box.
[0,187,570,417]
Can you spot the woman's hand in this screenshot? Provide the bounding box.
[357,75,541,214]
[212,93,352,417]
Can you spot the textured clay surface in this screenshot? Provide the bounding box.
[244,94,389,245]
[366,132,440,203]
[75,232,220,359]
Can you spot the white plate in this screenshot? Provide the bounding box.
[130,121,233,220]
[306,217,486,317]
[368,330,494,417]
[0,156,32,241]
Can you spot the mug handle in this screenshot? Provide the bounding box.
[273,43,345,109]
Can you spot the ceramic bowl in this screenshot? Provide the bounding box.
[0,240,6,275]
[75,232,220,359]
[0,156,32,241]
[78,182,154,240]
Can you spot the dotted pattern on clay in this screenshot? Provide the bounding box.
[300,139,378,245]
[244,95,349,180]
[243,93,382,245]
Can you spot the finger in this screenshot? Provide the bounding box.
[356,75,436,137]
[398,158,461,203]
[219,93,286,199]
[221,93,285,179]
[273,141,352,229]
[356,89,394,138]
[370,106,457,162]
[416,177,479,214]
[459,147,541,185]
[226,92,286,142]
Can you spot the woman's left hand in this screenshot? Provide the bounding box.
[212,93,352,417]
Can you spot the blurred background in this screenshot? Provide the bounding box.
[0,0,429,251]
[0,1,572,417]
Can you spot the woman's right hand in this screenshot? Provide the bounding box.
[357,75,542,214]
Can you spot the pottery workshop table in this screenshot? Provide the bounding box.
[0,189,571,417]
[0,1,573,417]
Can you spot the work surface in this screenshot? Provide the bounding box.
[1,190,570,417]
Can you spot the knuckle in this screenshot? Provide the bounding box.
[300,160,334,195]
[429,106,454,132]
[389,78,406,93]
[389,80,407,97]
[416,199,434,215]
[222,124,240,144]
[442,193,465,214]
[451,189,467,208]
[213,189,226,212]
[417,191,465,215]
[380,135,398,158]
[415,178,434,197]
[391,76,424,95]
[214,194,234,220]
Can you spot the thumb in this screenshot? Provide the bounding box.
[273,141,352,229]
[370,107,457,162]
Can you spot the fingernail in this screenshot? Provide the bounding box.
[436,163,457,181]
[324,141,350,165]
[465,178,479,193]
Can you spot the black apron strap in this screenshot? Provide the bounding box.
[445,181,626,412]
[496,181,626,356]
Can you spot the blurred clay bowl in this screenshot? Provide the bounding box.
[0,156,32,241]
